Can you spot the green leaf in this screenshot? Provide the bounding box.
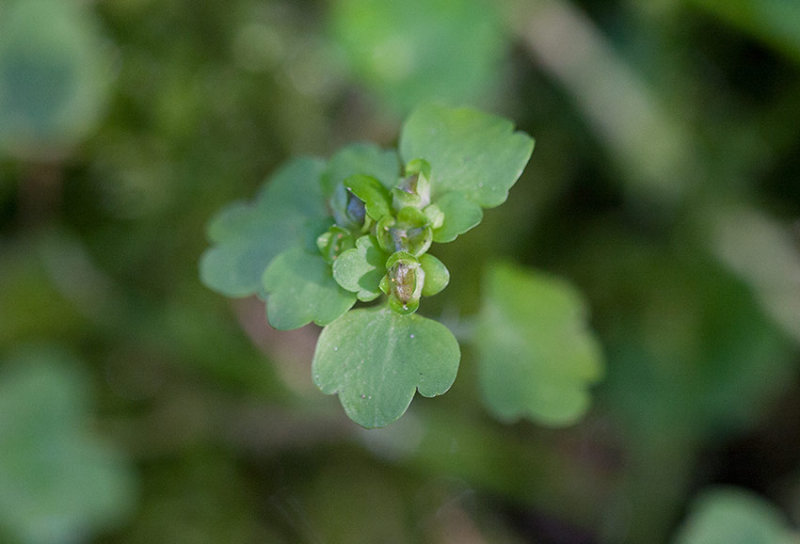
[345,174,392,221]
[321,142,400,196]
[332,235,388,302]
[419,253,449,296]
[400,104,534,208]
[0,347,135,544]
[673,487,797,544]
[474,262,603,426]
[313,307,460,428]
[0,0,114,158]
[200,157,328,298]
[330,0,508,113]
[262,247,356,330]
[432,191,484,242]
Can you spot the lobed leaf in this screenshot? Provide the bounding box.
[432,191,484,242]
[321,142,400,196]
[199,157,328,297]
[313,307,460,428]
[332,235,388,302]
[474,262,603,426]
[400,104,534,208]
[262,247,355,330]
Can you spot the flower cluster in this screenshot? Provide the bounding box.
[320,158,450,314]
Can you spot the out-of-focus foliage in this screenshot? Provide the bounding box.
[1,0,799,542]
[330,0,507,113]
[0,347,135,544]
[0,0,114,159]
[688,0,800,62]
[674,487,798,544]
[474,262,603,425]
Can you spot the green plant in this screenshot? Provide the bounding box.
[200,103,602,427]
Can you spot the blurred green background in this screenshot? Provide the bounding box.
[1,0,799,542]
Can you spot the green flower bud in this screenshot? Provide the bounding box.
[380,252,425,315]
[392,158,432,211]
[329,184,371,232]
[376,206,433,256]
[316,226,355,263]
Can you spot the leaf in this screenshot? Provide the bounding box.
[262,247,356,330]
[0,0,114,158]
[313,307,460,428]
[673,487,797,544]
[330,0,508,113]
[474,262,603,426]
[332,235,388,302]
[0,346,135,544]
[432,191,484,243]
[199,157,328,298]
[419,253,449,296]
[321,142,400,196]
[400,104,534,208]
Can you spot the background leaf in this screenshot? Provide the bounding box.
[474,262,603,425]
[0,0,114,158]
[399,104,534,208]
[313,307,460,428]
[0,347,135,544]
[199,157,328,297]
[329,0,508,113]
[673,487,797,544]
[688,0,800,63]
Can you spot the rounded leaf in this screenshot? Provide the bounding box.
[262,247,356,330]
[675,487,796,544]
[433,192,483,242]
[0,347,135,543]
[0,0,115,158]
[419,253,449,296]
[400,104,534,208]
[200,157,328,297]
[313,307,460,428]
[321,142,400,196]
[474,262,603,426]
[332,235,388,301]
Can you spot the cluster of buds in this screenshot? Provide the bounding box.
[317,159,450,315]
